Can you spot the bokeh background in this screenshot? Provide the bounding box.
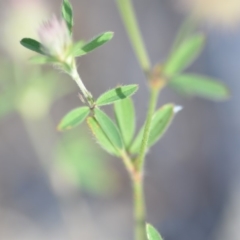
[0,0,240,239]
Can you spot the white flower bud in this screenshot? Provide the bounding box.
[38,15,71,60]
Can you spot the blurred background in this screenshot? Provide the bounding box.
[0,0,240,239]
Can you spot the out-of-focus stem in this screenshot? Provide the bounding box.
[115,0,155,239]
[116,0,151,75]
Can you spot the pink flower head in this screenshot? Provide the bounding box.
[38,15,71,59]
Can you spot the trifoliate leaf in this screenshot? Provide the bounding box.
[62,0,73,34]
[29,55,58,64]
[58,107,90,131]
[170,74,230,101]
[20,38,45,55]
[164,34,205,77]
[73,32,114,57]
[148,104,175,147]
[130,104,176,154]
[94,108,124,151]
[114,97,135,148]
[87,116,119,156]
[67,40,85,56]
[96,85,138,106]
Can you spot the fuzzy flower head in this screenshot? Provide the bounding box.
[38,15,72,60]
[176,0,240,28]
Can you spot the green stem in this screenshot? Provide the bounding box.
[116,0,151,74]
[135,88,159,172]
[70,63,94,106]
[120,150,136,176]
[132,88,160,240]
[115,1,156,239]
[133,176,146,240]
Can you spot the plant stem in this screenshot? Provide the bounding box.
[115,0,156,239]
[70,64,94,106]
[135,88,159,171]
[116,0,151,75]
[133,175,146,240]
[120,150,146,240]
[120,150,136,176]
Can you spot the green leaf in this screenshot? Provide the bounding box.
[171,17,197,53]
[62,0,73,34]
[94,108,124,151]
[58,107,90,131]
[164,34,205,77]
[148,104,175,146]
[29,55,58,64]
[170,74,230,100]
[20,38,45,55]
[96,84,138,106]
[114,97,135,148]
[130,104,176,154]
[73,32,114,57]
[87,116,119,156]
[146,224,163,240]
[67,40,85,56]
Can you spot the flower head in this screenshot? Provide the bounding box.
[38,15,71,60]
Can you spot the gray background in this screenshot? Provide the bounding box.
[0,0,239,239]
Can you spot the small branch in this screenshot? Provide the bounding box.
[70,63,94,107]
[120,150,137,177]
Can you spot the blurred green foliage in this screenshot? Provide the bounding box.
[0,57,116,196]
[54,131,117,195]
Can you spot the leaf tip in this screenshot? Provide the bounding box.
[57,122,65,131]
[57,124,73,132]
[20,38,29,46]
[224,86,231,99]
[106,31,114,38]
[146,223,163,240]
[146,223,151,230]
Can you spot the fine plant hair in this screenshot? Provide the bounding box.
[20,0,229,239]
